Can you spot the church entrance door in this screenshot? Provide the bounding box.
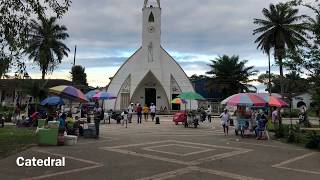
[145,88,156,106]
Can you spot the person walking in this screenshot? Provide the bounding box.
[150,103,156,121]
[121,110,128,128]
[220,109,230,136]
[127,103,134,123]
[143,104,149,121]
[136,104,142,124]
[206,105,212,122]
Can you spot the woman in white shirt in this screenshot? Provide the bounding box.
[220,109,230,136]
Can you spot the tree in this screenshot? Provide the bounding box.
[23,80,48,111]
[189,74,207,82]
[0,57,11,79]
[0,0,71,74]
[253,3,308,97]
[258,71,310,94]
[206,55,258,99]
[71,65,88,86]
[24,15,70,79]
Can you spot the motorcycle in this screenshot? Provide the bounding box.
[184,113,199,128]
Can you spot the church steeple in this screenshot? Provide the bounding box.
[142,0,161,62]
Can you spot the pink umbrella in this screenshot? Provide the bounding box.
[92,92,117,101]
[221,93,266,107]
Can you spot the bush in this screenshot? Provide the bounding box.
[305,131,320,149]
[274,124,290,138]
[287,125,302,143]
[281,109,300,118]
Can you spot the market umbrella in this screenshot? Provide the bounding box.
[178,92,205,110]
[221,93,266,107]
[92,92,117,101]
[171,98,188,104]
[49,85,88,103]
[85,89,100,100]
[92,91,117,110]
[40,96,65,106]
[255,94,288,107]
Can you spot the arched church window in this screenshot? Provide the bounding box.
[149,12,154,22]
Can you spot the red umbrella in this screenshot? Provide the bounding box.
[255,94,288,107]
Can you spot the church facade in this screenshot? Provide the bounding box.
[106,0,196,110]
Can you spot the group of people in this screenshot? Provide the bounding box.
[219,107,271,139]
[120,103,157,127]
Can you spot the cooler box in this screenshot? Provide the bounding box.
[48,121,59,128]
[37,128,59,146]
[64,135,78,145]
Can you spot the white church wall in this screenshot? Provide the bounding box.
[106,1,198,111]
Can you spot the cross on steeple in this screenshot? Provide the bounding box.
[144,0,160,8]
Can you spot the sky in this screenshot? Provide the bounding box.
[18,0,313,91]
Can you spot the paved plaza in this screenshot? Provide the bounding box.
[0,116,319,180]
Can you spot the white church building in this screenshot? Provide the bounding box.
[106,0,197,111]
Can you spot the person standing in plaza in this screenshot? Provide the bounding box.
[220,109,230,136]
[206,105,212,122]
[94,108,101,138]
[127,103,134,123]
[136,104,142,124]
[121,110,128,128]
[143,104,150,121]
[150,103,156,121]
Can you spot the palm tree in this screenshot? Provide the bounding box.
[253,3,308,96]
[206,55,258,99]
[25,15,70,79]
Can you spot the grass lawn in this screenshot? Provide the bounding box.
[0,126,36,159]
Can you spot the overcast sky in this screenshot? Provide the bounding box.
[21,0,313,91]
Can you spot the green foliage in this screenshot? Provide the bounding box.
[24,15,70,79]
[0,126,36,158]
[0,55,11,79]
[206,55,258,99]
[189,74,208,82]
[0,0,71,74]
[305,131,320,149]
[281,109,300,118]
[71,65,88,86]
[283,1,320,89]
[253,2,308,95]
[274,124,290,138]
[23,80,48,111]
[258,71,310,93]
[287,124,302,143]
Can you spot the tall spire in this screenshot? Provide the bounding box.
[143,0,160,8]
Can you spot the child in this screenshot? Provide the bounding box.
[121,110,128,128]
[220,109,230,136]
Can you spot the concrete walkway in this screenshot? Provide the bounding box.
[0,116,319,180]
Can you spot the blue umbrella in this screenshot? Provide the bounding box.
[85,89,100,100]
[40,96,65,106]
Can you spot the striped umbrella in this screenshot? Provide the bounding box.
[221,93,266,107]
[49,85,88,103]
[171,98,188,104]
[92,92,117,101]
[255,94,288,107]
[85,89,100,100]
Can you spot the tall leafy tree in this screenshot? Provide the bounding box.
[206,55,258,99]
[253,3,308,96]
[258,71,310,94]
[25,15,70,79]
[71,65,88,86]
[0,0,71,74]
